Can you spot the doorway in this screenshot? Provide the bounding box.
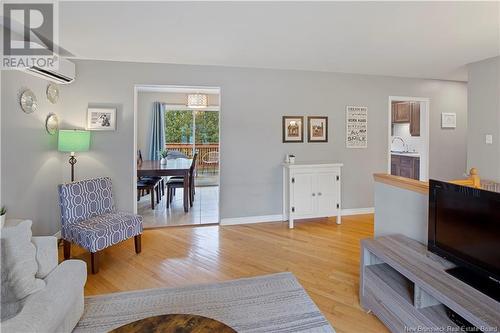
[387,96,429,181]
[133,85,221,228]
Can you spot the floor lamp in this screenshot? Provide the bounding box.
[58,129,91,182]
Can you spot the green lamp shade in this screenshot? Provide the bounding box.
[58,130,90,152]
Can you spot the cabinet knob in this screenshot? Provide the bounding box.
[312,193,316,197]
[318,192,322,196]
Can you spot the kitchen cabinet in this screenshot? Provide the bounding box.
[392,102,411,123]
[410,102,420,136]
[391,101,420,136]
[283,162,342,228]
[391,154,420,180]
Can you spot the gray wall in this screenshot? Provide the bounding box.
[2,60,467,235]
[467,56,500,182]
[1,71,66,235]
[374,182,428,244]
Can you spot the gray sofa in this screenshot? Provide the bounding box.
[1,220,87,333]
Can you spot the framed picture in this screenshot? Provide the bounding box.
[87,108,116,131]
[307,116,328,142]
[282,116,304,143]
[346,106,368,148]
[441,112,456,128]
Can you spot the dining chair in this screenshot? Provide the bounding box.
[137,177,162,209]
[166,153,197,209]
[167,150,189,159]
[58,177,143,274]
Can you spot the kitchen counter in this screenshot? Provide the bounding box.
[390,151,420,157]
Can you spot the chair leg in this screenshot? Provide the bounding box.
[189,184,193,207]
[134,235,142,254]
[170,188,174,203]
[91,252,99,274]
[63,240,71,260]
[166,187,170,208]
[151,186,155,209]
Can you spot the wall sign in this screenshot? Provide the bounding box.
[346,106,367,148]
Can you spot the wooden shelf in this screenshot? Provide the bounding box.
[360,234,500,332]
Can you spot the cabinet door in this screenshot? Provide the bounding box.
[291,173,315,216]
[315,172,339,216]
[410,102,420,136]
[394,103,411,123]
[399,165,413,179]
[391,155,400,176]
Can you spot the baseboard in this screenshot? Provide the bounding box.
[53,230,61,239]
[220,208,374,226]
[341,207,374,216]
[220,214,284,226]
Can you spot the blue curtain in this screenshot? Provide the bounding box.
[148,102,165,160]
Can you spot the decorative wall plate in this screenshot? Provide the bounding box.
[46,83,59,104]
[20,89,38,113]
[45,113,59,135]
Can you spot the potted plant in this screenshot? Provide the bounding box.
[159,149,169,165]
[0,206,6,228]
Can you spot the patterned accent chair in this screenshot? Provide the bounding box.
[58,177,143,274]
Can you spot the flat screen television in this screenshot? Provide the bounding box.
[428,179,500,302]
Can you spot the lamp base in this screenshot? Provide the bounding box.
[69,154,77,182]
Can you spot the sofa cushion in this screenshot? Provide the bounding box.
[62,212,143,252]
[1,220,45,321]
[31,237,58,279]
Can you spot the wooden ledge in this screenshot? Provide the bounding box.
[373,173,429,194]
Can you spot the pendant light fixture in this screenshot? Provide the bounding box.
[187,93,208,109]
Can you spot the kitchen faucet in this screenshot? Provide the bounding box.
[391,136,408,152]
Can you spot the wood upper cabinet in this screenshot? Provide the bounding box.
[410,102,420,136]
[391,101,420,136]
[392,102,411,123]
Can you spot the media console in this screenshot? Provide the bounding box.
[360,234,500,332]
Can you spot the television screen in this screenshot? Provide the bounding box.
[428,180,500,281]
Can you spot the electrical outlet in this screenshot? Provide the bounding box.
[485,134,493,144]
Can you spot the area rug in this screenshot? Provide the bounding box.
[74,272,335,332]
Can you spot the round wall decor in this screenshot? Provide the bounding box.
[45,113,59,135]
[20,89,38,114]
[46,83,59,104]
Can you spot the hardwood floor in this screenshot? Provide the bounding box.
[60,214,389,333]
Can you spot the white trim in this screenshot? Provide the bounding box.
[387,96,430,182]
[220,215,284,226]
[53,230,61,239]
[220,208,374,226]
[341,207,374,216]
[136,85,220,94]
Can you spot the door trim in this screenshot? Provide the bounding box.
[387,96,430,181]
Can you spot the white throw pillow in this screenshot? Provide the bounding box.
[1,220,45,320]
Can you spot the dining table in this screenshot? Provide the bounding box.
[137,158,193,212]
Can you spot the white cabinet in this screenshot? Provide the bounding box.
[283,162,342,228]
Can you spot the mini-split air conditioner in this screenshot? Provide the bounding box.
[25,58,76,84]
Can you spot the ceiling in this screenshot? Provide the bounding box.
[59,1,500,81]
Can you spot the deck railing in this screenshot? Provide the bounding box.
[166,143,219,173]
